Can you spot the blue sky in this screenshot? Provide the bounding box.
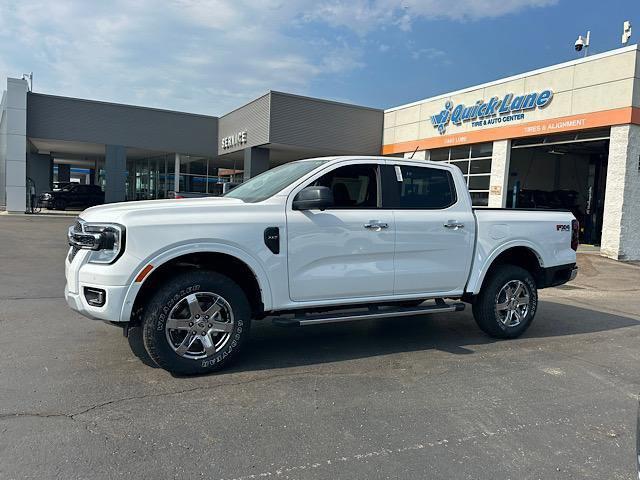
[0,0,638,116]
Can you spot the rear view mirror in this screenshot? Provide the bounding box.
[292,186,334,210]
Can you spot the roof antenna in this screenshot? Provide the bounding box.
[409,146,419,159]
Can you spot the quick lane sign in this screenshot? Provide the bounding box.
[431,89,553,134]
[221,131,247,149]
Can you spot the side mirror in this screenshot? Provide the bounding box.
[293,186,334,211]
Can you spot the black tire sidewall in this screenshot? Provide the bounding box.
[473,265,538,339]
[142,271,251,375]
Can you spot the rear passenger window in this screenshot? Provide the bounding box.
[394,166,456,209]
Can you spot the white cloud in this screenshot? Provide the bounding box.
[0,0,557,115]
[410,47,446,61]
[303,0,558,33]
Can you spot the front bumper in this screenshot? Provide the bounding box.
[64,247,141,323]
[65,283,129,322]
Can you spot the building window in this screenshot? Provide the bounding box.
[428,142,492,207]
[179,155,222,195]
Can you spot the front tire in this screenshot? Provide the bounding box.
[142,271,251,375]
[472,265,538,339]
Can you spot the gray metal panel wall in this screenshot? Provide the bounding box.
[26,93,218,156]
[26,153,52,196]
[217,94,270,154]
[269,92,383,154]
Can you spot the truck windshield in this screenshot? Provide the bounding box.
[224,159,329,203]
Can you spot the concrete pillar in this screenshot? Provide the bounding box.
[174,153,180,192]
[1,78,29,212]
[488,139,511,208]
[243,147,269,180]
[104,145,127,203]
[57,164,70,183]
[600,124,640,261]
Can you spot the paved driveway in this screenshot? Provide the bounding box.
[0,214,639,479]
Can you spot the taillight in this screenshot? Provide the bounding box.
[571,219,579,251]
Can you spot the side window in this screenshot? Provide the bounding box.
[393,165,456,209]
[312,164,380,208]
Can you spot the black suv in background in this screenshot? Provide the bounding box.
[39,184,105,210]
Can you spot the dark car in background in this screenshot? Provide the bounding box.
[39,184,104,211]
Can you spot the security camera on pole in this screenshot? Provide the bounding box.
[622,21,632,45]
[574,30,590,57]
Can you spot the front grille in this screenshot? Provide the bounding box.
[69,246,80,262]
[69,220,84,261]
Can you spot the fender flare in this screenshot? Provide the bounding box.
[118,241,273,322]
[467,240,544,295]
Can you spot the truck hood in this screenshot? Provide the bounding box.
[79,197,246,223]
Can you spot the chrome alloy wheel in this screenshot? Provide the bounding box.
[495,280,531,328]
[165,292,234,360]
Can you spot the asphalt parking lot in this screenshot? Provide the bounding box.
[0,214,639,480]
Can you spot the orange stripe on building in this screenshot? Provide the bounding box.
[382,107,640,155]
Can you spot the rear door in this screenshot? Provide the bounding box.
[384,162,475,295]
[286,160,395,302]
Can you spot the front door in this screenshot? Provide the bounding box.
[286,162,395,302]
[384,163,475,295]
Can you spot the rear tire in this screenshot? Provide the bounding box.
[142,271,251,375]
[472,265,538,339]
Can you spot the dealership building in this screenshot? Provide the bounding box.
[1,45,639,260]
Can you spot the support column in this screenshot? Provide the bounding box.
[1,78,29,212]
[601,124,640,261]
[89,169,95,185]
[104,145,127,203]
[488,139,511,208]
[57,164,70,183]
[243,147,269,180]
[174,153,180,192]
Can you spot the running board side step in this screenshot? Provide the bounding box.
[272,300,465,327]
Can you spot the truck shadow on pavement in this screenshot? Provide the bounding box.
[215,300,639,374]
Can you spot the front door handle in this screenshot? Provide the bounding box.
[364,221,389,231]
[444,221,464,230]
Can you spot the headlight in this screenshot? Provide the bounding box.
[42,193,52,199]
[68,220,125,264]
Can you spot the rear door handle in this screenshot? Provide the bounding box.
[364,221,389,230]
[444,221,464,230]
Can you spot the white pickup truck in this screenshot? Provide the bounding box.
[65,156,578,374]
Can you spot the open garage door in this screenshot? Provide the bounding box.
[508,129,609,245]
